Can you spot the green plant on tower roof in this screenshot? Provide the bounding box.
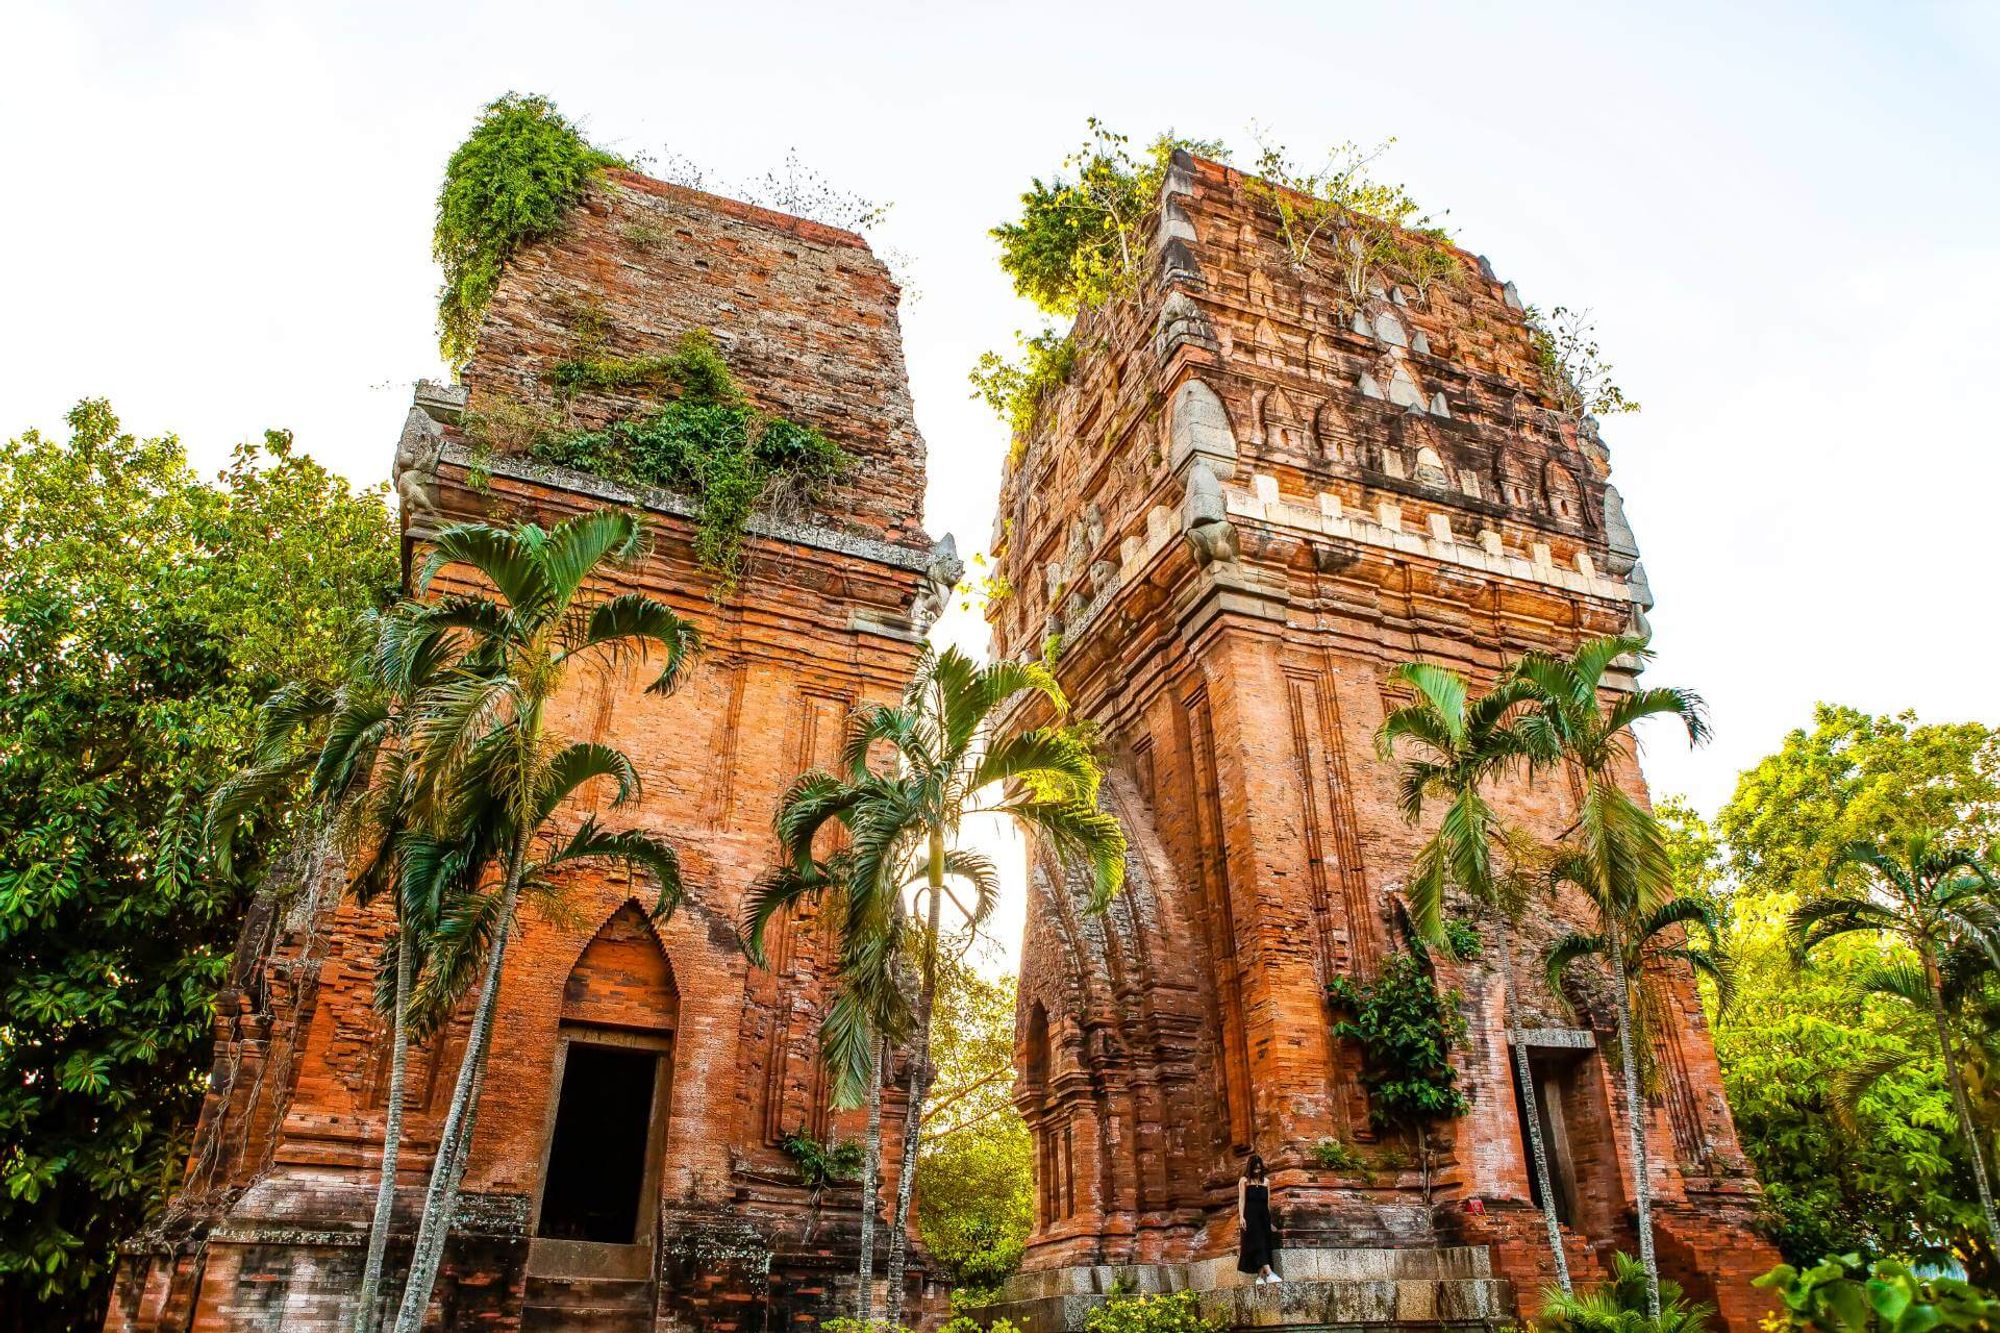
[433,93,625,368]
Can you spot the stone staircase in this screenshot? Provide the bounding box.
[966,1246,1510,1332]
[519,1273,654,1333]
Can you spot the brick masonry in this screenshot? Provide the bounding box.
[103,173,953,1333]
[989,152,1779,1329]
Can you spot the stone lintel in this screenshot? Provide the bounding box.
[431,443,934,576]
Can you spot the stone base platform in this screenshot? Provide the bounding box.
[965,1247,1511,1331]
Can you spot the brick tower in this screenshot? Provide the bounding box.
[104,170,959,1332]
[978,153,1777,1330]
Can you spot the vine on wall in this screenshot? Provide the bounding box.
[1327,949,1471,1134]
[433,93,624,368]
[529,330,848,588]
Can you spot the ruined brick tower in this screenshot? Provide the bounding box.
[104,170,958,1332]
[979,152,1778,1330]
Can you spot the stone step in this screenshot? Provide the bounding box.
[519,1308,652,1333]
[521,1274,653,1313]
[975,1278,1510,1333]
[999,1245,1494,1301]
[965,1246,1511,1332]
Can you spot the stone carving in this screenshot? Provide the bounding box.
[1154,290,1217,365]
[1167,378,1237,479]
[392,401,446,519]
[1603,482,1641,575]
[910,534,964,631]
[1411,329,1432,356]
[1181,460,1238,567]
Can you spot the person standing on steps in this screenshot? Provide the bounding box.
[1237,1153,1281,1286]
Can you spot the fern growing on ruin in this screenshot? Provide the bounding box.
[529,330,848,588]
[434,93,624,367]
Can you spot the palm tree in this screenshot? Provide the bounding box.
[207,610,483,1333]
[744,845,914,1322]
[1375,660,1573,1292]
[1544,885,1735,1090]
[384,510,701,1333]
[1510,634,1708,1320]
[1789,834,2000,1252]
[752,645,1126,1326]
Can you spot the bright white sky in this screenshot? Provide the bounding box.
[5,1,1998,964]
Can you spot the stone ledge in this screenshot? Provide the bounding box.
[432,444,935,575]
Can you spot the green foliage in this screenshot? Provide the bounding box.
[778,1130,864,1192]
[549,328,743,405]
[919,961,1033,1291]
[939,1317,1024,1333]
[0,402,396,1328]
[1084,1290,1225,1333]
[529,332,847,586]
[991,120,1224,318]
[1327,951,1470,1132]
[1245,134,1458,306]
[433,93,623,367]
[824,1320,913,1333]
[1757,1254,2000,1333]
[1526,305,1640,418]
[1443,916,1484,961]
[1536,1252,1714,1333]
[1721,706,2000,903]
[1309,1137,1360,1170]
[1686,709,2000,1269]
[969,328,1080,454]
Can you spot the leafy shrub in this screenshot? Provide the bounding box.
[1443,916,1483,961]
[1310,1137,1360,1170]
[1084,1290,1225,1333]
[776,1129,863,1192]
[968,327,1079,452]
[528,331,847,585]
[434,93,623,367]
[1327,950,1470,1132]
[823,1320,912,1333]
[939,1316,1024,1333]
[1536,1252,1713,1333]
[1755,1253,2000,1333]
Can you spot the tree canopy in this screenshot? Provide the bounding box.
[0,402,396,1329]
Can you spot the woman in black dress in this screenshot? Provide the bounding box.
[1236,1153,1280,1284]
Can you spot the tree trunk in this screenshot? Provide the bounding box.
[353,928,413,1333]
[1606,916,1661,1319]
[389,859,524,1333]
[1928,958,2000,1249]
[883,833,946,1327]
[857,1034,885,1322]
[1496,924,1570,1293]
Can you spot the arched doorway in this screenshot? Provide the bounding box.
[529,903,679,1279]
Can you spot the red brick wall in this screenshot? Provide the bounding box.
[993,152,1779,1326]
[105,170,942,1333]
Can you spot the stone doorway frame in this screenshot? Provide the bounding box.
[526,1024,675,1280]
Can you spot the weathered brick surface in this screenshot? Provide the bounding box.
[992,152,1778,1327]
[105,172,947,1332]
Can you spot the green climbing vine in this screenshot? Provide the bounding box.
[973,122,1225,453]
[1326,950,1470,1135]
[529,331,847,587]
[777,1129,864,1192]
[433,93,624,367]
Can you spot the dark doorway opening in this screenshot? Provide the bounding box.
[1511,1052,1579,1226]
[538,1042,657,1243]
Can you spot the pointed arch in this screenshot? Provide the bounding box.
[561,901,679,1032]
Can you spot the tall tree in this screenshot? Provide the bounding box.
[744,845,913,1322]
[386,511,700,1333]
[756,646,1125,1326]
[206,607,493,1333]
[1376,661,1572,1291]
[0,402,395,1332]
[1511,634,1708,1319]
[1789,836,2000,1254]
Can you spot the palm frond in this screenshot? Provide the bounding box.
[559,593,700,695]
[531,819,686,920]
[1001,796,1127,910]
[535,509,645,612]
[418,522,548,614]
[1545,930,1608,1003]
